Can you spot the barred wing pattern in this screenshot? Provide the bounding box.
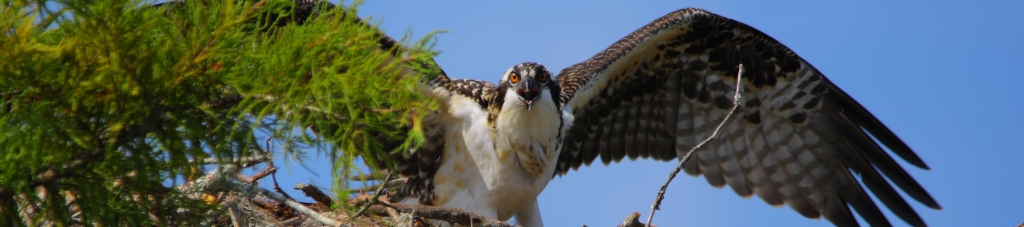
[555,8,940,226]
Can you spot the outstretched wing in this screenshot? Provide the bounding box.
[555,8,940,226]
[380,73,498,205]
[258,0,502,206]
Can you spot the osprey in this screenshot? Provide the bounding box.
[381,8,940,227]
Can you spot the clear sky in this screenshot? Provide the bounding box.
[267,1,1024,226]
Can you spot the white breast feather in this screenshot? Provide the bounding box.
[424,88,568,223]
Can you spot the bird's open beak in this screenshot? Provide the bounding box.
[517,82,542,111]
[517,90,540,111]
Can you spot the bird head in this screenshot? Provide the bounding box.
[501,62,555,111]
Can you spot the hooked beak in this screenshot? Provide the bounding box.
[516,82,542,111]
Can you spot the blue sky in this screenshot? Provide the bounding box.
[267,1,1024,226]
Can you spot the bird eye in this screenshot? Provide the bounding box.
[509,72,520,84]
[537,72,549,83]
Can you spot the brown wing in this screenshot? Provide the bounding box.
[277,1,501,205]
[555,8,940,227]
[366,49,501,204]
[377,73,497,206]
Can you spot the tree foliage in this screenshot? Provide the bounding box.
[0,0,439,225]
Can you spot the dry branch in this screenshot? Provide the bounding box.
[348,178,406,195]
[195,153,272,167]
[225,177,344,226]
[352,173,392,218]
[182,159,521,227]
[296,183,334,208]
[351,171,392,181]
[645,64,745,226]
[367,203,519,227]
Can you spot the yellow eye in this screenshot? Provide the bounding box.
[509,72,520,83]
[537,72,548,83]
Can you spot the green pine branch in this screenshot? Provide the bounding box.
[0,0,439,225]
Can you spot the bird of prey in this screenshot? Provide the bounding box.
[378,7,940,227]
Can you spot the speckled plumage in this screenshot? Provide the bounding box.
[381,7,938,227]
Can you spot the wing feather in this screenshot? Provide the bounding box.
[748,112,786,207]
[715,118,750,196]
[622,94,639,160]
[604,92,621,163]
[288,5,477,206]
[385,73,498,205]
[598,108,616,164]
[554,8,938,226]
[695,102,727,188]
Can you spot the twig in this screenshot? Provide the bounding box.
[250,165,277,182]
[216,194,243,227]
[271,168,294,200]
[236,165,277,184]
[282,217,303,226]
[180,164,342,226]
[229,178,344,227]
[378,196,411,225]
[352,173,392,218]
[367,203,519,227]
[351,171,391,181]
[194,153,272,167]
[645,64,744,226]
[0,147,103,198]
[348,178,406,194]
[295,183,333,208]
[226,204,242,227]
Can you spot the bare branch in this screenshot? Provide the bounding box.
[352,173,392,218]
[235,165,277,184]
[351,171,391,181]
[290,181,510,226]
[348,178,405,194]
[645,64,744,226]
[226,204,243,227]
[182,165,344,227]
[368,203,519,227]
[229,178,345,227]
[282,217,303,226]
[295,183,334,207]
[378,196,411,225]
[270,166,294,201]
[250,165,277,182]
[194,153,272,167]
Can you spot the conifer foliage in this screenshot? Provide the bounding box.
[0,0,440,225]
